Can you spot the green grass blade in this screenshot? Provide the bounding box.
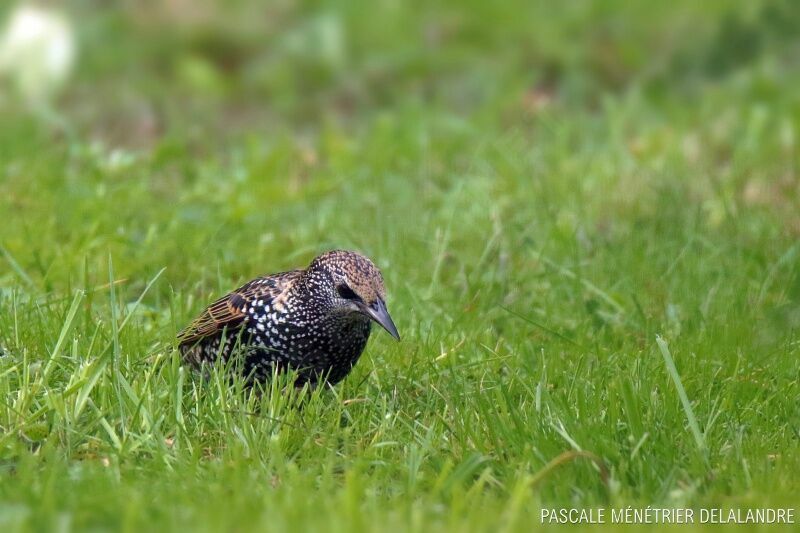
[656,335,706,456]
[43,290,84,377]
[0,244,37,291]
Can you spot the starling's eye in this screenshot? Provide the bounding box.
[336,284,361,301]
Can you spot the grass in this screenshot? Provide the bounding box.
[1,1,799,531]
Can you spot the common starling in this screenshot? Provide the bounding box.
[178,250,400,386]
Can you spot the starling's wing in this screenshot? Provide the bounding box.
[177,270,303,346]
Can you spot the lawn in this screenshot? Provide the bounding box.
[0,1,798,531]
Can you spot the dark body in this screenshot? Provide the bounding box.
[178,251,398,386]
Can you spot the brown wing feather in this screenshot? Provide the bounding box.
[177,270,303,346]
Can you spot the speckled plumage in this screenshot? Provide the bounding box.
[178,250,399,386]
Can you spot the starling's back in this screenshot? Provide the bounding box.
[178,250,398,385]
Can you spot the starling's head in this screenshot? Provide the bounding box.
[307,250,400,340]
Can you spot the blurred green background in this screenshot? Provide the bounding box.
[3,1,800,143]
[2,0,799,287]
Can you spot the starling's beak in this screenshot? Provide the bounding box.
[364,299,400,340]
